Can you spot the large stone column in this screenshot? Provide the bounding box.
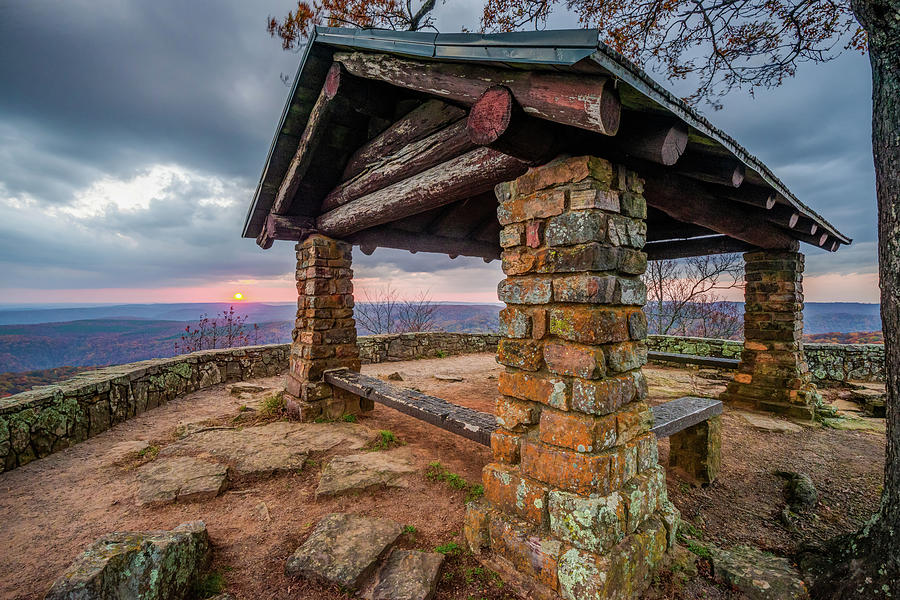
[284,234,367,421]
[465,156,679,600]
[721,250,820,419]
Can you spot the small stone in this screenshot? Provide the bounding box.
[434,373,464,382]
[387,372,404,381]
[254,501,271,522]
[135,457,227,507]
[285,513,403,591]
[316,450,417,497]
[369,550,444,600]
[711,545,809,600]
[230,383,268,395]
[775,471,818,510]
[46,521,211,600]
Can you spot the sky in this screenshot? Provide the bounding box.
[0,0,880,306]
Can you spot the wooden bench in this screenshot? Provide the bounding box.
[328,370,722,484]
[325,369,497,446]
[651,396,723,485]
[648,351,739,370]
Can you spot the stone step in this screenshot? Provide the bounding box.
[285,513,404,592]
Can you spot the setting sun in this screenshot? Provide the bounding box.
[233,292,244,300]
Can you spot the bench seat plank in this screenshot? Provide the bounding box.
[651,396,723,438]
[325,370,497,446]
[648,351,739,370]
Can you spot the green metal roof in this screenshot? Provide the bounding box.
[243,26,850,248]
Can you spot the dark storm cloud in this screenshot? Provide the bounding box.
[0,0,880,299]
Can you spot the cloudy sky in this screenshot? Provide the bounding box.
[0,0,879,306]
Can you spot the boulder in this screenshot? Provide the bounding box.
[135,457,227,506]
[776,471,818,510]
[316,449,417,498]
[369,550,444,600]
[711,545,809,600]
[45,521,211,600]
[285,513,403,591]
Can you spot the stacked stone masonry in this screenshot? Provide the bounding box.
[647,335,885,384]
[0,333,498,475]
[0,345,289,473]
[465,156,679,600]
[284,234,365,422]
[720,251,822,419]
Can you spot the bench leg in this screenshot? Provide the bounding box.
[668,415,722,485]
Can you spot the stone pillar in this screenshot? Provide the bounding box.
[465,156,679,600]
[284,234,367,421]
[668,416,721,485]
[721,250,821,419]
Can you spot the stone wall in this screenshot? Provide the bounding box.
[0,332,500,474]
[358,332,500,364]
[647,335,885,383]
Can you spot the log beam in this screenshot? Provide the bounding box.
[272,62,380,217]
[466,85,562,165]
[341,99,466,181]
[316,147,527,238]
[347,227,501,260]
[645,235,758,260]
[321,120,475,211]
[618,118,689,166]
[643,173,799,250]
[676,153,745,187]
[335,51,621,136]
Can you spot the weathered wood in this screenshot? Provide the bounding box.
[427,193,498,239]
[644,173,799,250]
[648,352,739,371]
[325,370,497,446]
[767,205,801,229]
[321,120,475,212]
[341,99,466,181]
[718,186,777,210]
[790,229,830,247]
[265,214,316,240]
[466,85,562,165]
[650,396,724,438]
[619,118,689,166]
[270,62,385,219]
[335,51,621,136]
[316,147,527,237]
[677,153,745,187]
[346,227,501,260]
[645,235,757,260]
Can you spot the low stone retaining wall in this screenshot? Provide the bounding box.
[357,332,500,364]
[0,332,500,473]
[647,335,885,384]
[0,345,291,473]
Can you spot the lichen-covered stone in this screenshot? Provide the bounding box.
[548,489,625,554]
[370,550,444,600]
[284,513,403,591]
[135,457,227,507]
[711,545,809,599]
[45,521,211,600]
[315,449,417,497]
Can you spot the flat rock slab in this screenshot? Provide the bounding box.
[712,545,809,600]
[103,440,151,465]
[433,373,464,382]
[369,550,444,600]
[230,383,270,395]
[316,449,418,498]
[136,456,227,506]
[160,421,378,478]
[46,521,210,600]
[285,513,404,591]
[735,411,803,433]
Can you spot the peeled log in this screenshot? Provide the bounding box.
[646,235,757,260]
[341,100,466,181]
[347,227,501,260]
[619,118,689,166]
[644,173,799,250]
[676,153,746,187]
[317,147,527,238]
[321,120,475,211]
[335,51,621,136]
[467,85,562,165]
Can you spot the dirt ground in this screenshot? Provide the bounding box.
[0,354,886,600]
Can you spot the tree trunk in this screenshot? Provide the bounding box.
[813,0,900,596]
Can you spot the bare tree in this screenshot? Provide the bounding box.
[643,253,744,339]
[354,285,401,334]
[175,306,254,353]
[396,290,438,332]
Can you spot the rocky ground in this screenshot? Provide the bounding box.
[0,354,886,599]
